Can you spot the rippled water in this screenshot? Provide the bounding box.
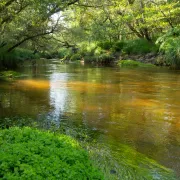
[0,60,180,178]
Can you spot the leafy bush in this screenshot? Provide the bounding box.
[112,41,126,52]
[0,48,39,69]
[84,55,97,63]
[156,26,180,68]
[94,47,105,56]
[0,127,103,179]
[57,48,72,59]
[97,41,113,50]
[70,53,82,61]
[122,39,158,55]
[97,53,114,64]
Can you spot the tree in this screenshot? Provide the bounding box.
[0,0,78,52]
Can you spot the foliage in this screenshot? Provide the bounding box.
[0,127,103,179]
[97,42,113,50]
[111,41,126,52]
[83,52,114,65]
[0,48,39,69]
[156,26,180,68]
[58,48,73,59]
[122,39,159,55]
[118,60,156,68]
[0,0,180,66]
[70,53,82,61]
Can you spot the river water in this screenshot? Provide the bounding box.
[0,59,180,178]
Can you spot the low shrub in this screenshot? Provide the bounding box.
[0,127,103,179]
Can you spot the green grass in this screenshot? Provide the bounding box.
[0,127,103,179]
[118,60,156,68]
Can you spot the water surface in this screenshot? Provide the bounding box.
[0,60,180,178]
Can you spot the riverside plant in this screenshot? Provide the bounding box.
[0,127,103,179]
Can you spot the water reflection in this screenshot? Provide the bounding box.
[49,73,68,123]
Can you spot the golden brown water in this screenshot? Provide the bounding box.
[0,60,180,177]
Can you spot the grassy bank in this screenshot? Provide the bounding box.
[0,127,103,179]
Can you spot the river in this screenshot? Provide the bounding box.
[0,59,180,178]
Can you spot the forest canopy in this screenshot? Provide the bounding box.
[0,0,180,67]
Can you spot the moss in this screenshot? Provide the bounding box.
[118,60,156,68]
[0,127,103,179]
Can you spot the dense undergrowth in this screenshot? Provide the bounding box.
[0,48,40,69]
[64,39,159,65]
[0,127,103,179]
